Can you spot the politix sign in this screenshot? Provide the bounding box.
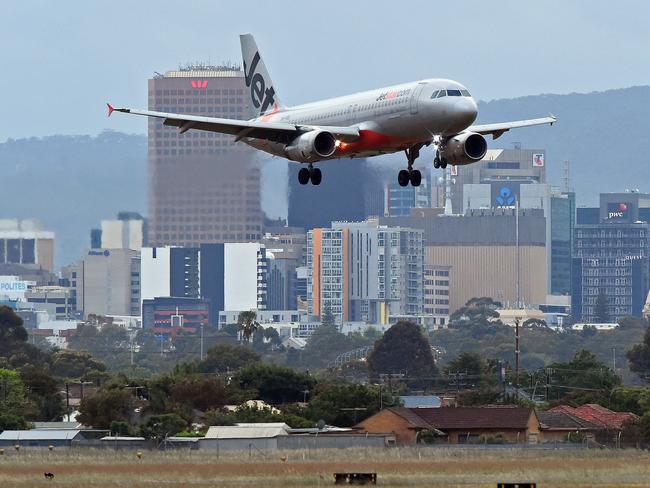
[0,276,32,299]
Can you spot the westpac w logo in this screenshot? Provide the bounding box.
[244,51,276,115]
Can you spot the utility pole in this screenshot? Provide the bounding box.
[65,383,70,421]
[515,197,520,309]
[515,317,521,399]
[130,331,135,367]
[612,347,616,372]
[200,325,204,361]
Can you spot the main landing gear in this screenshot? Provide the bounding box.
[398,145,423,187]
[298,164,322,185]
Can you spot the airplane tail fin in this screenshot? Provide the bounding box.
[240,33,285,118]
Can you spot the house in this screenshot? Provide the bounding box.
[548,404,638,445]
[538,410,601,442]
[355,406,540,445]
[200,423,290,451]
[0,429,109,448]
[549,404,638,430]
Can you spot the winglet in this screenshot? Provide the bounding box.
[107,103,115,117]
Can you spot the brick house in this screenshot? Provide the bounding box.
[355,406,540,445]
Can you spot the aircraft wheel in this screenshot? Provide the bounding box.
[440,158,448,169]
[398,170,410,187]
[433,157,441,169]
[410,169,422,187]
[298,168,310,185]
[310,167,322,186]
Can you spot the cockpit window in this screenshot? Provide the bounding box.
[430,90,440,99]
[436,90,446,98]
[447,89,462,97]
[460,89,471,97]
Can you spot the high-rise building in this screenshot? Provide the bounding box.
[424,265,451,327]
[148,65,263,247]
[452,148,546,214]
[307,219,424,324]
[100,212,147,250]
[63,249,141,318]
[572,191,650,322]
[0,219,55,276]
[288,159,384,230]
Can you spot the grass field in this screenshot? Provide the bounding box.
[0,447,649,487]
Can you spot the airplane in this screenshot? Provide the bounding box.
[108,34,556,187]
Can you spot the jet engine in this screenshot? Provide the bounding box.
[284,130,337,162]
[439,132,488,165]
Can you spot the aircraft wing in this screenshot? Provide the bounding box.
[468,115,556,140]
[107,104,360,143]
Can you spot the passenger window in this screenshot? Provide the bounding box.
[430,90,439,99]
[447,89,462,96]
[436,90,446,98]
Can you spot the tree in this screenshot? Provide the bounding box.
[547,349,620,405]
[306,383,396,427]
[77,387,135,429]
[237,310,259,343]
[444,351,488,377]
[449,297,502,328]
[233,363,315,404]
[367,321,438,388]
[170,376,228,412]
[198,343,260,374]
[0,368,33,430]
[140,413,188,440]
[50,350,107,379]
[0,305,28,344]
[321,302,336,326]
[593,292,610,323]
[627,325,650,378]
[19,365,64,421]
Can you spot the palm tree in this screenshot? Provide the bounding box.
[237,310,260,343]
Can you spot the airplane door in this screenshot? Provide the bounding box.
[410,83,426,115]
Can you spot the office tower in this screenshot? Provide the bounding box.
[572,192,650,322]
[148,64,263,247]
[288,159,384,230]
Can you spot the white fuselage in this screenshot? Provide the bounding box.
[245,78,478,160]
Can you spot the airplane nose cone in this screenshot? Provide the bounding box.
[456,97,478,127]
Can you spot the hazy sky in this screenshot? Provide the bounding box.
[1,0,649,140]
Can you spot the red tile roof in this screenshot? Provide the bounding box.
[548,404,638,430]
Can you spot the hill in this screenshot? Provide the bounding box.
[0,131,146,267]
[477,85,650,203]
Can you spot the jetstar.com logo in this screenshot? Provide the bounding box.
[376,88,411,101]
[244,51,276,115]
[191,80,208,89]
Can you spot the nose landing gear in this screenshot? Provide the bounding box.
[298,164,322,186]
[433,150,448,169]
